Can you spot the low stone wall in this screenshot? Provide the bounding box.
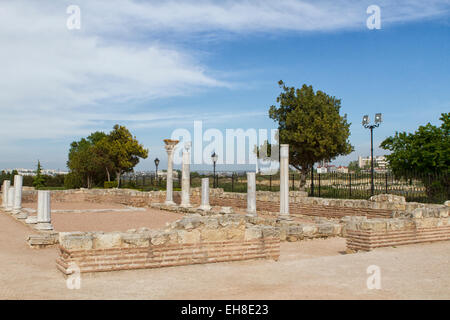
[56,214,280,274]
[345,215,450,252]
[23,188,445,219]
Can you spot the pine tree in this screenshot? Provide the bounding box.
[33,160,45,189]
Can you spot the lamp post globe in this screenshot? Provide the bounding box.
[211,152,218,188]
[154,158,160,185]
[362,113,382,196]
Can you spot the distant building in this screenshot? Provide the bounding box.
[327,165,337,173]
[2,168,68,176]
[358,155,388,169]
[316,166,327,174]
[337,166,348,173]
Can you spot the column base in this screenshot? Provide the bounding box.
[179,203,192,208]
[14,211,28,219]
[246,211,258,217]
[35,222,54,230]
[164,200,176,206]
[198,205,212,211]
[25,216,38,224]
[278,214,292,221]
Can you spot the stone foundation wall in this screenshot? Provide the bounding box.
[57,238,279,274]
[23,188,445,219]
[56,214,280,274]
[345,216,450,251]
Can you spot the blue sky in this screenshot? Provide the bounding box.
[0,0,449,171]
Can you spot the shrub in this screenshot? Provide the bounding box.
[64,172,84,189]
[104,181,118,189]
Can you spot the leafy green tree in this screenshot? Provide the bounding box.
[66,125,148,189]
[380,113,449,201]
[64,172,84,189]
[348,160,360,173]
[67,134,105,188]
[102,125,148,187]
[33,161,45,189]
[269,81,353,189]
[93,135,116,182]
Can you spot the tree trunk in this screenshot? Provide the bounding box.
[293,164,310,191]
[106,168,111,182]
[116,171,121,188]
[299,168,308,190]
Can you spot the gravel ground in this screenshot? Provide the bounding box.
[22,201,183,232]
[0,209,449,300]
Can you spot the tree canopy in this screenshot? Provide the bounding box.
[66,125,148,188]
[380,113,449,202]
[380,113,449,174]
[269,81,353,188]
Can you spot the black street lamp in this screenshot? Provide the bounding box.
[154,158,160,186]
[211,152,218,188]
[362,113,382,196]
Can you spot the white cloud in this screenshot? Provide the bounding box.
[82,0,450,36]
[0,0,448,156]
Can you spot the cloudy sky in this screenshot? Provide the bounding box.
[0,0,449,171]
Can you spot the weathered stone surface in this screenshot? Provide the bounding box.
[59,232,93,250]
[150,231,169,245]
[244,226,262,240]
[369,194,406,203]
[93,232,122,249]
[121,233,150,247]
[201,228,227,241]
[178,229,201,243]
[302,225,317,237]
[226,225,245,240]
[27,233,58,247]
[220,206,234,214]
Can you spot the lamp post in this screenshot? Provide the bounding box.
[154,158,160,187]
[211,152,218,188]
[362,113,382,196]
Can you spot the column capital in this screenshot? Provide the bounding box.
[164,139,179,153]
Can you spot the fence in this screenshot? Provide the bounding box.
[120,170,449,204]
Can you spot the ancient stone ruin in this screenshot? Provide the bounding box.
[1,143,449,276]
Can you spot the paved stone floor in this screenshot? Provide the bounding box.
[0,210,449,299]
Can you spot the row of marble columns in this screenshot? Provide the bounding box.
[1,176,53,230]
[162,140,291,219]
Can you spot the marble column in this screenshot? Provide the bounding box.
[198,178,211,211]
[180,142,192,208]
[13,175,25,216]
[6,187,15,212]
[279,144,291,219]
[25,191,40,224]
[164,139,179,206]
[1,180,10,209]
[246,172,257,216]
[35,190,53,230]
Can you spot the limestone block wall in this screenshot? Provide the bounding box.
[210,191,404,219]
[56,214,280,274]
[345,215,450,251]
[22,188,447,220]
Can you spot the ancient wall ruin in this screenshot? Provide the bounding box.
[23,188,441,219]
[56,214,280,274]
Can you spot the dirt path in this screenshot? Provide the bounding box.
[0,211,449,300]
